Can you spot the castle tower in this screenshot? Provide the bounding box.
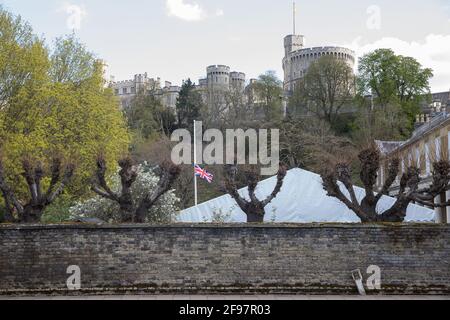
[284,34,305,57]
[282,2,355,94]
[207,65,231,90]
[284,2,304,56]
[230,71,246,91]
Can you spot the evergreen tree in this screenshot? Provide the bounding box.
[175,79,203,130]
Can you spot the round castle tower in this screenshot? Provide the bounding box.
[207,65,231,90]
[282,34,355,94]
[230,71,246,90]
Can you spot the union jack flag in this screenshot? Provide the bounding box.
[194,164,214,183]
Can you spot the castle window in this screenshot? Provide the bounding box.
[123,88,127,94]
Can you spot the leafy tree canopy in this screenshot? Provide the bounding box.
[0,6,130,201]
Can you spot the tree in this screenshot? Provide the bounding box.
[351,103,410,146]
[223,164,287,222]
[223,85,253,127]
[290,56,355,126]
[0,13,130,200]
[0,6,48,109]
[91,157,181,223]
[0,156,74,223]
[176,79,203,129]
[125,89,164,140]
[70,162,180,224]
[253,71,283,120]
[279,117,355,171]
[49,33,96,84]
[321,146,450,222]
[357,49,433,119]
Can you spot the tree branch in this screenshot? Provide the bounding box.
[375,158,399,202]
[0,160,24,215]
[135,161,181,223]
[45,164,74,204]
[22,159,39,204]
[262,165,287,207]
[223,164,249,213]
[335,163,360,207]
[92,157,120,202]
[322,170,369,221]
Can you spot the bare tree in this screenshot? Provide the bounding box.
[291,56,355,125]
[92,157,181,223]
[223,164,287,223]
[321,146,450,222]
[0,157,74,223]
[279,118,355,170]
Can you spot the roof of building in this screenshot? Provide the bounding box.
[375,140,404,155]
[377,112,450,156]
[178,168,434,223]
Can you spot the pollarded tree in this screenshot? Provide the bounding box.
[0,157,74,223]
[223,164,287,223]
[321,146,450,222]
[91,157,181,223]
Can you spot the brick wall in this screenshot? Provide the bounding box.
[0,224,449,295]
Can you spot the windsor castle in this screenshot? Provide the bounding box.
[111,30,355,111]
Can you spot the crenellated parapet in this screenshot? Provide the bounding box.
[282,34,356,94]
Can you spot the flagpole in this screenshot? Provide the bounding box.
[193,120,198,206]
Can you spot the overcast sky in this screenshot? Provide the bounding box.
[1,0,450,91]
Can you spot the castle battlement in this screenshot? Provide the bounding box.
[283,33,356,93]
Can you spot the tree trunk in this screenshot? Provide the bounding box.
[246,206,265,223]
[118,195,135,223]
[360,197,378,222]
[20,204,44,223]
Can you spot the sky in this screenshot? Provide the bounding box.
[1,0,450,92]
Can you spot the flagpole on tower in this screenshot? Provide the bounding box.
[193,120,198,206]
[293,1,296,35]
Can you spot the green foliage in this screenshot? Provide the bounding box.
[357,49,433,125]
[0,7,130,205]
[49,33,97,84]
[253,71,283,121]
[176,78,203,130]
[0,6,49,107]
[125,90,164,140]
[350,103,411,147]
[41,193,74,223]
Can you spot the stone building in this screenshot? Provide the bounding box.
[418,90,450,118]
[196,65,247,121]
[282,34,356,95]
[197,65,246,92]
[156,81,182,111]
[110,73,180,110]
[376,108,450,223]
